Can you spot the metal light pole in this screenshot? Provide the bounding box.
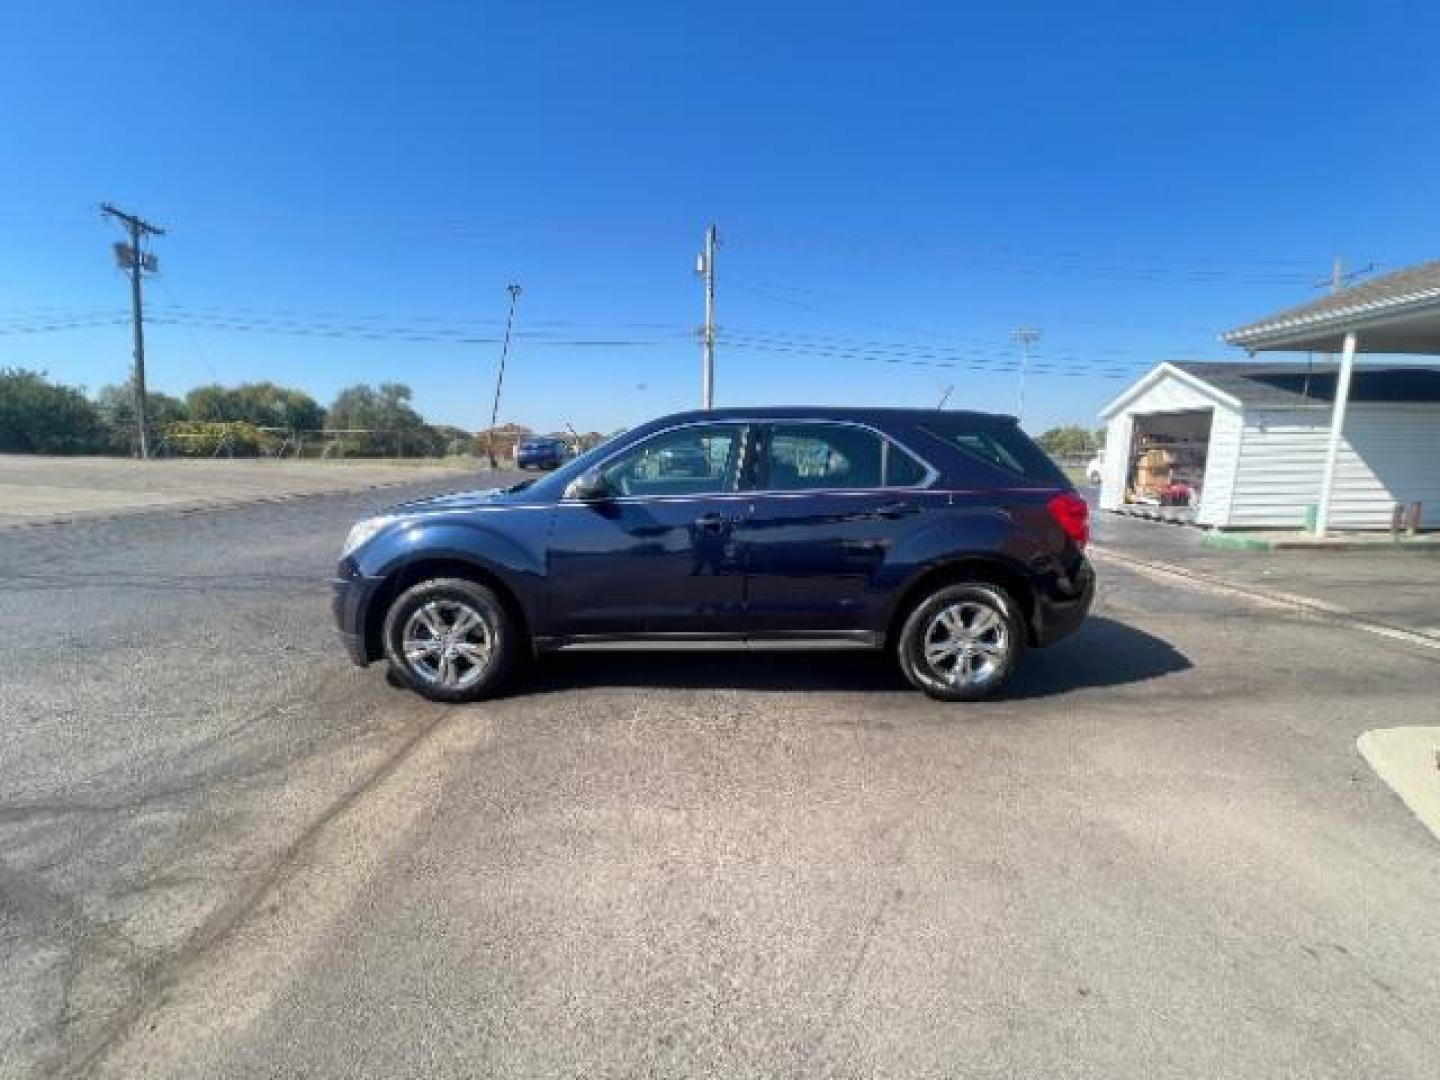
[1011,326,1042,423]
[487,283,522,469]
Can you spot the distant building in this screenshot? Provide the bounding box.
[477,423,532,461]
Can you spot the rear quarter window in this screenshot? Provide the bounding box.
[918,418,1068,486]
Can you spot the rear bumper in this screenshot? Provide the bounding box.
[332,561,384,666]
[1032,554,1095,647]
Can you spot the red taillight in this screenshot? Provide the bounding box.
[1047,491,1090,549]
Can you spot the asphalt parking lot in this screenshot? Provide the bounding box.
[2,479,1438,1079]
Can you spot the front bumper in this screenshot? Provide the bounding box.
[1032,554,1095,647]
[332,559,384,666]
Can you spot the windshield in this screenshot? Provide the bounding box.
[522,430,630,498]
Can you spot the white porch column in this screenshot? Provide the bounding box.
[1314,330,1357,537]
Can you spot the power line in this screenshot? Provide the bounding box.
[719,328,1152,374]
[722,240,1329,285]
[0,316,131,336]
[731,326,1167,359]
[720,338,1142,379]
[146,301,688,332]
[154,277,220,383]
[719,338,1146,379]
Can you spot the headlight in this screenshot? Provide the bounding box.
[340,515,396,559]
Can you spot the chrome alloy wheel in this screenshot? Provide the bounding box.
[400,599,494,690]
[921,600,1010,689]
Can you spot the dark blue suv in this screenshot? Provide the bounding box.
[333,408,1094,702]
[514,435,571,470]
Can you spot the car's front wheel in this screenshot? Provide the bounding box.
[382,577,516,702]
[895,582,1024,701]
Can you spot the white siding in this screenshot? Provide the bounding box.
[1098,374,1232,511]
[1194,407,1242,526]
[1099,413,1132,509]
[1225,404,1440,529]
[1119,375,1223,414]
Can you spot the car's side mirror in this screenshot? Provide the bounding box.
[564,468,610,501]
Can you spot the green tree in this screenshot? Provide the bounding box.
[431,425,475,456]
[184,384,237,422]
[0,368,108,454]
[185,382,324,430]
[96,382,189,453]
[1036,425,1098,458]
[327,382,443,456]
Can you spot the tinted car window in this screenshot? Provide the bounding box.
[765,424,882,490]
[601,424,743,497]
[763,424,929,489]
[919,417,1067,484]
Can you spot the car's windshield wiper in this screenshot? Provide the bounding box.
[503,478,536,493]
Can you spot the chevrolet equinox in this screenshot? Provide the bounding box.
[332,408,1094,702]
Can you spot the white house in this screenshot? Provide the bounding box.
[1098,361,1440,530]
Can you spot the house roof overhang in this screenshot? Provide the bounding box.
[1223,260,1440,353]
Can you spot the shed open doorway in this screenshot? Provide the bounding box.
[1122,409,1212,522]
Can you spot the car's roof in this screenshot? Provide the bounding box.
[650,406,1015,425]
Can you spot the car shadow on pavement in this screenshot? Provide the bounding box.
[1003,615,1191,700]
[520,616,1189,699]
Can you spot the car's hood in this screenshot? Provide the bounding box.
[387,486,537,516]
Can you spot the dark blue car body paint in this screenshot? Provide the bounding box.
[333,407,1094,665]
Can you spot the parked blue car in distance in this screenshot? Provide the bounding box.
[332,407,1094,702]
[514,435,571,470]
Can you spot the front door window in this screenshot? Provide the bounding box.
[600,424,744,498]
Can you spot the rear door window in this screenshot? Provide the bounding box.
[919,417,1067,485]
[762,424,928,490]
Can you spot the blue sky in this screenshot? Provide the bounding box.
[3,1,1437,434]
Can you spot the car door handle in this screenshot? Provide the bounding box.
[873,501,920,519]
[693,512,730,532]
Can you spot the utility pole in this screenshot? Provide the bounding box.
[1011,326,1042,423]
[487,283,522,469]
[696,224,718,409]
[1315,255,1377,295]
[100,203,165,458]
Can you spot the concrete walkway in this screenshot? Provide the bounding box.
[0,455,489,526]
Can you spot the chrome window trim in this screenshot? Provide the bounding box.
[559,417,940,503]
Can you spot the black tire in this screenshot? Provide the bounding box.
[895,582,1025,702]
[382,577,517,703]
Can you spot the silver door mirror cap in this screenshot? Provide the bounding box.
[564,468,609,501]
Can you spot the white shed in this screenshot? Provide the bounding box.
[1098,362,1440,530]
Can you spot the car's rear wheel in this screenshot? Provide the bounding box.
[382,577,516,702]
[895,582,1024,701]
